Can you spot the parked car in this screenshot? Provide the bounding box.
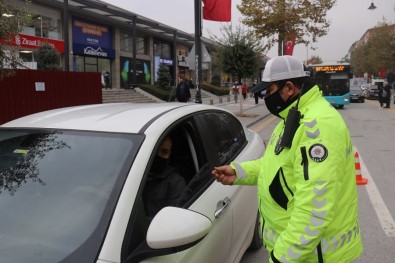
[0,103,264,263]
[366,84,380,100]
[350,85,365,103]
[360,84,369,92]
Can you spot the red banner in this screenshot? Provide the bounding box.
[203,0,231,22]
[10,34,65,53]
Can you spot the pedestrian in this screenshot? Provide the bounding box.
[187,79,194,90]
[101,70,106,89]
[252,81,260,104]
[378,84,385,108]
[212,55,363,263]
[241,82,247,100]
[104,71,111,89]
[176,79,191,102]
[232,82,239,103]
[383,81,391,108]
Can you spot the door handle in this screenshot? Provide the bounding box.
[214,197,231,218]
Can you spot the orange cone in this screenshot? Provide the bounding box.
[354,151,368,185]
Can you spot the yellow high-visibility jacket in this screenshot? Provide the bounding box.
[232,86,363,262]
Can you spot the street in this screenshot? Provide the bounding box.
[239,99,395,263]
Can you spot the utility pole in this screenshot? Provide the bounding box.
[63,0,69,71]
[194,0,202,103]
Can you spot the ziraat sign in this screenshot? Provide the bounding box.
[12,34,65,53]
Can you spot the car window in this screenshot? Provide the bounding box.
[350,86,361,91]
[197,111,247,165]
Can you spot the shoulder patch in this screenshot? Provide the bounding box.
[308,143,328,162]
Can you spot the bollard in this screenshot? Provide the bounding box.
[354,151,368,185]
[209,99,213,105]
[219,98,222,103]
[227,96,230,102]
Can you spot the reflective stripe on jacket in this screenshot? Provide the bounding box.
[232,86,363,262]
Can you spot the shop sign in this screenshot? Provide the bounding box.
[72,17,114,58]
[12,34,65,53]
[72,43,115,58]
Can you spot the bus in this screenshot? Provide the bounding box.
[308,63,352,109]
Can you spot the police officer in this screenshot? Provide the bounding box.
[212,56,363,262]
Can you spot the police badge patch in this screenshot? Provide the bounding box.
[308,143,328,162]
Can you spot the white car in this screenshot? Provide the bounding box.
[0,103,264,263]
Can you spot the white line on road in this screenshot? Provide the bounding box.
[357,148,395,237]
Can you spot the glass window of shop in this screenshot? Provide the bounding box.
[120,31,149,55]
[153,40,172,59]
[74,56,110,73]
[120,31,132,52]
[22,14,62,40]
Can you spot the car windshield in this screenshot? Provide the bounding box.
[0,128,142,262]
[350,86,361,91]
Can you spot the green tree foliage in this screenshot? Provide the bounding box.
[33,42,61,70]
[211,24,262,83]
[350,23,395,77]
[0,0,30,79]
[156,63,171,89]
[238,0,336,55]
[307,55,323,65]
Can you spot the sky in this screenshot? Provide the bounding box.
[101,0,395,64]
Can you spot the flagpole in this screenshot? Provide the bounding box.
[194,0,202,103]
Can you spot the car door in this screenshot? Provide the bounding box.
[195,111,262,262]
[122,115,233,263]
[165,115,234,263]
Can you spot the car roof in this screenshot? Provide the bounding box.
[1,103,223,133]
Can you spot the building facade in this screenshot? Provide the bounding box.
[4,0,213,89]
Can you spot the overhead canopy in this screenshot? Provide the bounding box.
[32,0,213,46]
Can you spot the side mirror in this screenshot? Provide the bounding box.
[147,207,212,249]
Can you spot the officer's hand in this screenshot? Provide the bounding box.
[211,165,236,185]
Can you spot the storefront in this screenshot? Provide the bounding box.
[71,17,114,74]
[120,57,152,88]
[7,34,64,69]
[2,1,64,69]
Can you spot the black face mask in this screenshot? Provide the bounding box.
[150,155,169,174]
[264,88,298,118]
[264,90,287,117]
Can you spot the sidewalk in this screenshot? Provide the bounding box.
[199,95,271,128]
[137,87,271,128]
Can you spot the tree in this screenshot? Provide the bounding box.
[237,0,336,55]
[33,42,61,70]
[156,63,171,90]
[350,23,395,77]
[307,55,323,65]
[211,24,263,83]
[0,0,29,79]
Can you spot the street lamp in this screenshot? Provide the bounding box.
[368,2,377,10]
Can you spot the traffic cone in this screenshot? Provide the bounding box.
[354,151,368,185]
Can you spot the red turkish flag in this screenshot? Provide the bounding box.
[203,0,231,22]
[379,64,386,78]
[284,38,296,56]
